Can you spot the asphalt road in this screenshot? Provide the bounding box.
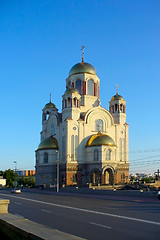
[0,188,160,240]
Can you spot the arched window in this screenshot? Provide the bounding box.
[75,135,78,160]
[71,135,74,160]
[71,135,78,161]
[120,104,123,112]
[72,174,77,183]
[123,105,126,113]
[36,153,39,164]
[75,79,82,95]
[43,112,46,121]
[94,150,99,161]
[44,153,48,163]
[95,119,103,132]
[65,100,67,108]
[68,98,71,107]
[71,82,74,88]
[121,173,125,180]
[119,138,122,161]
[73,98,77,107]
[87,79,94,95]
[77,100,79,108]
[62,136,66,160]
[115,104,118,112]
[106,149,111,160]
[46,111,50,120]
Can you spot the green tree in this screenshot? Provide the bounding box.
[142,177,154,183]
[0,170,3,177]
[3,169,18,187]
[28,176,35,187]
[17,176,35,187]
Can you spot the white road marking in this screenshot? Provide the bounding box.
[90,222,111,229]
[15,202,21,205]
[1,193,160,226]
[40,209,52,213]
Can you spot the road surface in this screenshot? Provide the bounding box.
[0,188,160,240]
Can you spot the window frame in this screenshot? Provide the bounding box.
[87,79,94,95]
[44,152,48,164]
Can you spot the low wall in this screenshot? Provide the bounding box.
[0,199,84,240]
[0,199,10,214]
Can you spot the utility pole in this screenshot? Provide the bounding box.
[14,161,17,172]
[155,169,160,180]
[56,151,59,192]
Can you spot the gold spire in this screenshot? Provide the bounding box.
[50,93,51,102]
[116,84,119,95]
[81,45,85,62]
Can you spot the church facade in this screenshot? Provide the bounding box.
[35,58,129,187]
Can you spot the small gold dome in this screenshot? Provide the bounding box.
[65,87,79,94]
[38,136,58,150]
[111,93,124,101]
[69,62,96,76]
[44,101,56,109]
[86,132,116,147]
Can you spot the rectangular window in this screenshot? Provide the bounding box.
[62,136,65,160]
[71,135,74,160]
[75,135,78,160]
[72,174,77,183]
[94,150,99,161]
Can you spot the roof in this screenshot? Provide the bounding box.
[86,132,116,147]
[69,62,96,76]
[44,101,56,109]
[111,93,124,101]
[64,87,79,94]
[38,136,58,150]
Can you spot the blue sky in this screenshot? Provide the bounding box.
[0,0,160,174]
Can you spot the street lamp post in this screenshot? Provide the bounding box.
[14,161,17,172]
[55,150,59,193]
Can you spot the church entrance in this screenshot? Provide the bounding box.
[104,168,113,185]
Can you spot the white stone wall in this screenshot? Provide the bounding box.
[36,66,129,186]
[36,149,57,165]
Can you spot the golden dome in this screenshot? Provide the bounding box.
[111,93,124,101]
[65,87,79,94]
[69,62,96,76]
[38,136,58,150]
[44,101,56,109]
[86,132,116,147]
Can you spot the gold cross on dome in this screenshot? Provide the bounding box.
[81,45,85,62]
[116,84,119,94]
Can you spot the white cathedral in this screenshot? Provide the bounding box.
[35,54,129,187]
